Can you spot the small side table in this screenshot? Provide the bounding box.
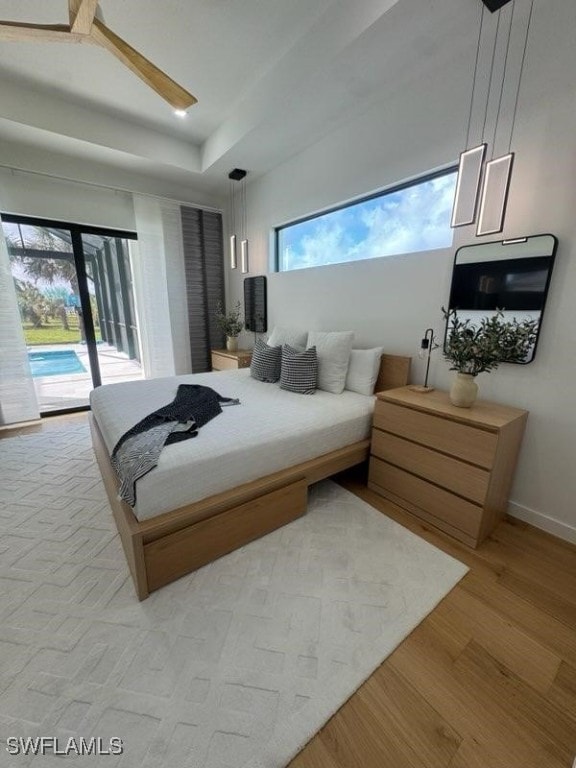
[211,349,252,371]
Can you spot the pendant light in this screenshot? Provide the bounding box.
[451,2,487,228]
[240,172,249,274]
[228,174,237,269]
[476,0,534,236]
[451,0,533,236]
[228,168,247,269]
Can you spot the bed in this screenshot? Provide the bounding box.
[90,353,411,600]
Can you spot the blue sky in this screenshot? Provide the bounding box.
[278,172,457,271]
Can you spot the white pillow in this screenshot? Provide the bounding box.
[345,347,384,396]
[307,330,354,394]
[268,326,308,349]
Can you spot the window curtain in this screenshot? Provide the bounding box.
[131,195,224,377]
[181,207,225,372]
[0,217,40,425]
[131,195,188,378]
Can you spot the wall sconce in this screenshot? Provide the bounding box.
[409,328,439,393]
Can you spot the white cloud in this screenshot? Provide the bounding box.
[282,173,456,270]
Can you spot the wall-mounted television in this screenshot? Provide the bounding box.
[449,256,553,312]
[244,275,267,333]
[447,234,558,363]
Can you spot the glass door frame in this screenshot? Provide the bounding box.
[1,212,137,415]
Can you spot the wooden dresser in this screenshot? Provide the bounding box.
[368,386,528,548]
[211,349,252,371]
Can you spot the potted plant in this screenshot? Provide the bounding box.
[442,307,539,407]
[215,300,244,352]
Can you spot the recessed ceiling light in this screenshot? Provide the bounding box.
[174,109,187,118]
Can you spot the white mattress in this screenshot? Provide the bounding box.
[89,369,375,521]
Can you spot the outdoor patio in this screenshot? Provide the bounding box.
[31,343,143,413]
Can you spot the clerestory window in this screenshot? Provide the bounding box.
[275,168,457,272]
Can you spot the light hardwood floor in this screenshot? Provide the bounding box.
[292,467,576,768]
[3,416,575,767]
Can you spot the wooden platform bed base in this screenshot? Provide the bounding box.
[90,353,411,601]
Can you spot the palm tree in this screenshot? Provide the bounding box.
[14,280,48,328]
[7,226,85,339]
[8,227,77,288]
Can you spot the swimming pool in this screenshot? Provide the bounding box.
[28,349,87,378]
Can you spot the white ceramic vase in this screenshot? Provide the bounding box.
[450,372,478,408]
[226,336,238,352]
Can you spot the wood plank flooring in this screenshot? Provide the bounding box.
[3,416,575,767]
[291,469,576,768]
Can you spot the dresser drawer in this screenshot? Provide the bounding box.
[369,457,483,539]
[371,429,490,505]
[211,353,235,371]
[211,352,251,371]
[373,399,497,469]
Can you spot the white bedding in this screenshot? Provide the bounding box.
[89,369,375,521]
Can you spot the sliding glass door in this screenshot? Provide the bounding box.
[1,214,142,414]
[82,232,142,389]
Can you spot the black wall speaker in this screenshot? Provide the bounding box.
[244,276,267,333]
[481,0,513,12]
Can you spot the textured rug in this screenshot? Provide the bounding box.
[0,420,467,768]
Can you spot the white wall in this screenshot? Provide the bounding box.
[0,142,224,230]
[227,0,576,542]
[0,167,136,232]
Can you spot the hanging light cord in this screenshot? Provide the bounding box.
[465,2,485,149]
[492,0,515,157]
[481,7,501,145]
[508,0,535,154]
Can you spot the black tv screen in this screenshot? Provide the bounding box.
[244,275,267,333]
[449,256,553,312]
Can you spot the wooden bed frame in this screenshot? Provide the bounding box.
[90,353,411,600]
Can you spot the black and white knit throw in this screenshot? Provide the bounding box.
[111,384,240,507]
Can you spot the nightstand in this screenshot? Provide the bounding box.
[368,386,528,548]
[211,349,252,371]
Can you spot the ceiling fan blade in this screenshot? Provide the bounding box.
[0,21,83,43]
[69,0,99,34]
[89,18,197,110]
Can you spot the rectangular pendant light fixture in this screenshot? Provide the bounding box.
[476,152,514,236]
[451,143,487,227]
[228,168,246,270]
[241,239,249,274]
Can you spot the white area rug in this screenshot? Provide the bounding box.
[0,421,467,767]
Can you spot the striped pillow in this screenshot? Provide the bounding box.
[280,344,318,394]
[250,338,282,382]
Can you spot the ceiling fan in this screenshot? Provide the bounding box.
[0,0,197,110]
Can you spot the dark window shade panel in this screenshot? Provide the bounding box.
[181,207,225,372]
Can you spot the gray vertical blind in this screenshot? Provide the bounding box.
[181,207,225,372]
